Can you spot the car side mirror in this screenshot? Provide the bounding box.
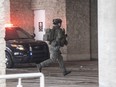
[31,33,35,38]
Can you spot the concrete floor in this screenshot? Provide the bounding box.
[6,60,98,87]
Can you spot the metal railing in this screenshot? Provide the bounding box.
[0,73,45,87]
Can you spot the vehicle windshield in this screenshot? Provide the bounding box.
[5,27,33,40]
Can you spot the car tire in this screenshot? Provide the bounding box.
[6,52,14,68]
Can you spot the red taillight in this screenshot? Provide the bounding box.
[5,23,13,27]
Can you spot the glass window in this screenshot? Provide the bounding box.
[5,27,32,40]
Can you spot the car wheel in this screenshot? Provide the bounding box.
[6,52,14,68]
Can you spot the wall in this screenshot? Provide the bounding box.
[0,0,10,87]
[10,0,34,34]
[31,0,66,29]
[98,0,116,86]
[11,0,98,61]
[66,0,91,60]
[31,0,68,60]
[32,0,92,60]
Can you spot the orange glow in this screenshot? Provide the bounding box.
[5,23,13,27]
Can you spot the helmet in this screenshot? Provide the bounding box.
[53,18,62,25]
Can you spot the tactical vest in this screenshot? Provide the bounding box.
[43,28,55,42]
[43,27,68,47]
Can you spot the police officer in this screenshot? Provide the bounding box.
[37,18,71,76]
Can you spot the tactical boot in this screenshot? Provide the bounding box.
[36,64,42,72]
[63,70,71,76]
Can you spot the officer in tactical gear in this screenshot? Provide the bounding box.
[37,18,71,76]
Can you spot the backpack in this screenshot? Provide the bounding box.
[43,28,55,42]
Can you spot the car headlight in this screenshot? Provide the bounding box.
[11,44,25,50]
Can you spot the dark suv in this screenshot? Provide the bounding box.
[5,26,50,68]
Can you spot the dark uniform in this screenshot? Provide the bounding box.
[37,19,71,76]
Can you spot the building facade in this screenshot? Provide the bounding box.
[10,0,98,61]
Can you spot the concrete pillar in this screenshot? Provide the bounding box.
[66,0,90,61]
[98,0,116,87]
[0,0,10,87]
[90,0,98,60]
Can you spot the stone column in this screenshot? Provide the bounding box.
[98,0,116,87]
[0,0,10,87]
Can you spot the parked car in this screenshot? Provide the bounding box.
[5,25,50,68]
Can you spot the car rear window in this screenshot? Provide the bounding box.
[5,27,32,40]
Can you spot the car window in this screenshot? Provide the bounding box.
[5,27,32,40]
[16,29,30,39]
[5,28,18,40]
